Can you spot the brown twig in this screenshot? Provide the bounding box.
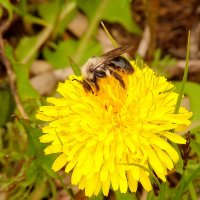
[0,35,29,119]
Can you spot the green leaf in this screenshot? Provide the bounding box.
[26,154,57,183]
[41,158,58,179]
[43,39,102,69]
[24,14,49,26]
[15,36,38,63]
[14,63,39,100]
[0,88,15,127]
[19,120,45,156]
[43,40,78,69]
[68,57,81,76]
[77,0,140,34]
[5,44,39,101]
[37,1,62,25]
[26,159,41,184]
[78,39,102,65]
[115,191,137,200]
[173,81,200,121]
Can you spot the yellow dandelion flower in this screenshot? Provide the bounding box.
[37,61,192,197]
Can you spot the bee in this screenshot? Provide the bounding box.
[74,45,134,93]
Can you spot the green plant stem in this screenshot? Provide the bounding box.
[189,183,197,200]
[21,1,76,64]
[73,0,110,64]
[59,1,76,21]
[48,178,57,200]
[21,25,53,64]
[57,173,75,199]
[51,1,77,39]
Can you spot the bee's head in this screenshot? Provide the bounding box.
[81,57,100,80]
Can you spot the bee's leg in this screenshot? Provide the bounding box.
[92,75,100,91]
[109,70,125,89]
[82,80,94,93]
[72,79,94,93]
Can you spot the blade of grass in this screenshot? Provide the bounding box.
[174,166,200,199]
[101,21,118,47]
[174,31,190,114]
[189,183,197,200]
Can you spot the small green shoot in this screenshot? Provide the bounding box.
[101,21,118,47]
[68,56,81,76]
[174,31,190,114]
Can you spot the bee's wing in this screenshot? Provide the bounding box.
[93,45,133,70]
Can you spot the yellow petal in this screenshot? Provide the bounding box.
[44,145,62,154]
[102,176,110,196]
[147,146,164,174]
[119,175,128,193]
[110,170,119,190]
[100,165,108,182]
[163,132,186,144]
[150,137,179,162]
[139,168,152,191]
[71,165,83,185]
[127,171,138,192]
[85,174,99,197]
[39,134,56,143]
[153,146,174,170]
[52,153,68,172]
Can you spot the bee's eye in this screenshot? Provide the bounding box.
[95,71,106,78]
